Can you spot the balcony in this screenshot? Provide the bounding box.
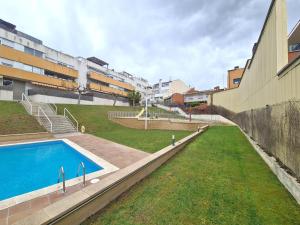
[0,45,78,78]
[88,71,134,91]
[0,65,77,89]
[88,82,128,97]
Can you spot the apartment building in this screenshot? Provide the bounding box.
[184,88,210,105]
[151,79,189,103]
[288,20,300,62]
[0,20,79,100]
[227,66,244,89]
[0,19,150,105]
[118,71,150,101]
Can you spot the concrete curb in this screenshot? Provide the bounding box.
[13,125,208,225]
[239,127,300,204]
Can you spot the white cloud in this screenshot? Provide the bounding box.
[0,0,299,89]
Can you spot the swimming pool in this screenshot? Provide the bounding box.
[0,139,118,205]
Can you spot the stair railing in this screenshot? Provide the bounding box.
[38,106,53,132]
[21,93,33,115]
[64,108,78,132]
[49,103,57,114]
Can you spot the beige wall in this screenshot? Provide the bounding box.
[169,80,190,97]
[213,0,299,113]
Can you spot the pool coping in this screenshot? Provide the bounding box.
[0,139,119,210]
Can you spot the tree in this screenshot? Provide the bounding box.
[128,90,141,107]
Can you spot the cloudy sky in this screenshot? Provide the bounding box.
[0,0,299,89]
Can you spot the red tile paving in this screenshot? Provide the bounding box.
[0,133,150,224]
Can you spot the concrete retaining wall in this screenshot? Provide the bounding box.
[13,127,208,225]
[112,117,206,131]
[0,89,13,101]
[155,104,235,125]
[29,94,129,106]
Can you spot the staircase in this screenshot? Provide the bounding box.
[21,94,78,134]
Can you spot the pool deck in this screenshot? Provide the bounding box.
[0,133,150,225]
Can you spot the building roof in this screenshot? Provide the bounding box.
[184,88,214,96]
[87,57,109,67]
[288,20,300,46]
[0,19,42,44]
[0,19,16,32]
[185,88,200,95]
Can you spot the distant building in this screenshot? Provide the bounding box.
[164,93,184,106]
[184,88,212,106]
[0,19,149,105]
[118,71,150,101]
[152,79,189,103]
[288,20,300,63]
[227,66,244,89]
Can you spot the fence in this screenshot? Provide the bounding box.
[108,111,139,120]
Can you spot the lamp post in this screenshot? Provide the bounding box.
[76,86,87,105]
[145,95,148,130]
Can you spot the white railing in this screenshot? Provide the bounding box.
[64,108,78,132]
[108,111,139,120]
[21,93,33,115]
[38,106,53,132]
[49,103,57,114]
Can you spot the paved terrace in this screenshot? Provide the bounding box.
[0,133,150,225]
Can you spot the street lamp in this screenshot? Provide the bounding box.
[76,85,87,105]
[145,95,148,130]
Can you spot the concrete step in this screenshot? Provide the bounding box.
[22,100,78,134]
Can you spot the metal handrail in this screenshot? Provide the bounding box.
[64,108,78,132]
[77,162,86,186]
[38,106,53,132]
[21,93,33,115]
[57,166,66,192]
[107,111,139,119]
[49,103,57,114]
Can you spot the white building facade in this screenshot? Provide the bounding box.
[152,79,190,103]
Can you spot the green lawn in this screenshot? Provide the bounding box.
[0,101,44,135]
[57,104,191,153]
[82,126,300,225]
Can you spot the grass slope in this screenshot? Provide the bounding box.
[0,101,44,135]
[83,126,300,225]
[57,104,191,153]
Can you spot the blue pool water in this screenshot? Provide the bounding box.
[0,140,103,201]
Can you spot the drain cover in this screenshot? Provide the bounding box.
[91,178,100,184]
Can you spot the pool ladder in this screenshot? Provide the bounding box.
[57,166,66,193]
[57,162,86,193]
[77,162,86,186]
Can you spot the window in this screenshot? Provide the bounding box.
[24,46,43,58]
[3,79,13,86]
[34,50,43,58]
[162,82,170,87]
[0,38,14,48]
[33,67,43,75]
[24,46,34,55]
[0,58,13,67]
[23,64,33,72]
[233,78,241,84]
[289,43,300,52]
